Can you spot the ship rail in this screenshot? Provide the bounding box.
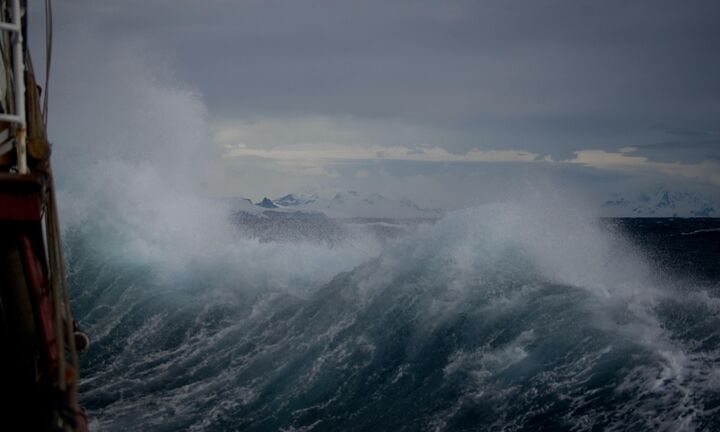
[0,0,25,173]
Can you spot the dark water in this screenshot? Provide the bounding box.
[610,219,720,286]
[68,212,720,431]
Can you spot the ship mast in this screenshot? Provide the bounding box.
[0,1,88,431]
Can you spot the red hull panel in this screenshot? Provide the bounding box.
[0,173,45,222]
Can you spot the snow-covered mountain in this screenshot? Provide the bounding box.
[274,193,318,207]
[601,187,719,217]
[226,187,718,220]
[247,191,442,219]
[221,191,438,244]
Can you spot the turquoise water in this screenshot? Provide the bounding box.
[68,211,720,431]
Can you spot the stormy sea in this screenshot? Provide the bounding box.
[65,207,720,431]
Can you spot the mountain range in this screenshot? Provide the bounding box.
[225,187,719,220]
[601,187,718,217]
[235,191,443,219]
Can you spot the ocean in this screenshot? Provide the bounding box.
[67,211,720,431]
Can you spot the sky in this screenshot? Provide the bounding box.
[32,0,720,208]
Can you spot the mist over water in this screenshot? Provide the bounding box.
[65,199,720,431]
[50,17,720,432]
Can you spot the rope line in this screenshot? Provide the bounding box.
[42,0,51,125]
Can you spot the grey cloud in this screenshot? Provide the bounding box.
[664,129,711,137]
[40,0,720,164]
[628,139,720,164]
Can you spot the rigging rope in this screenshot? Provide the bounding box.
[42,0,51,125]
[39,0,82,414]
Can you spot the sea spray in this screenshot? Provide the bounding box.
[63,199,720,431]
[47,7,720,432]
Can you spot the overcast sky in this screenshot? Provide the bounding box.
[37,0,720,206]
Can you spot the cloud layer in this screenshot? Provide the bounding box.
[37,1,720,206]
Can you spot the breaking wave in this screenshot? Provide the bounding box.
[64,202,720,432]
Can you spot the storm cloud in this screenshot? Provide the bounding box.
[37,0,720,204]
